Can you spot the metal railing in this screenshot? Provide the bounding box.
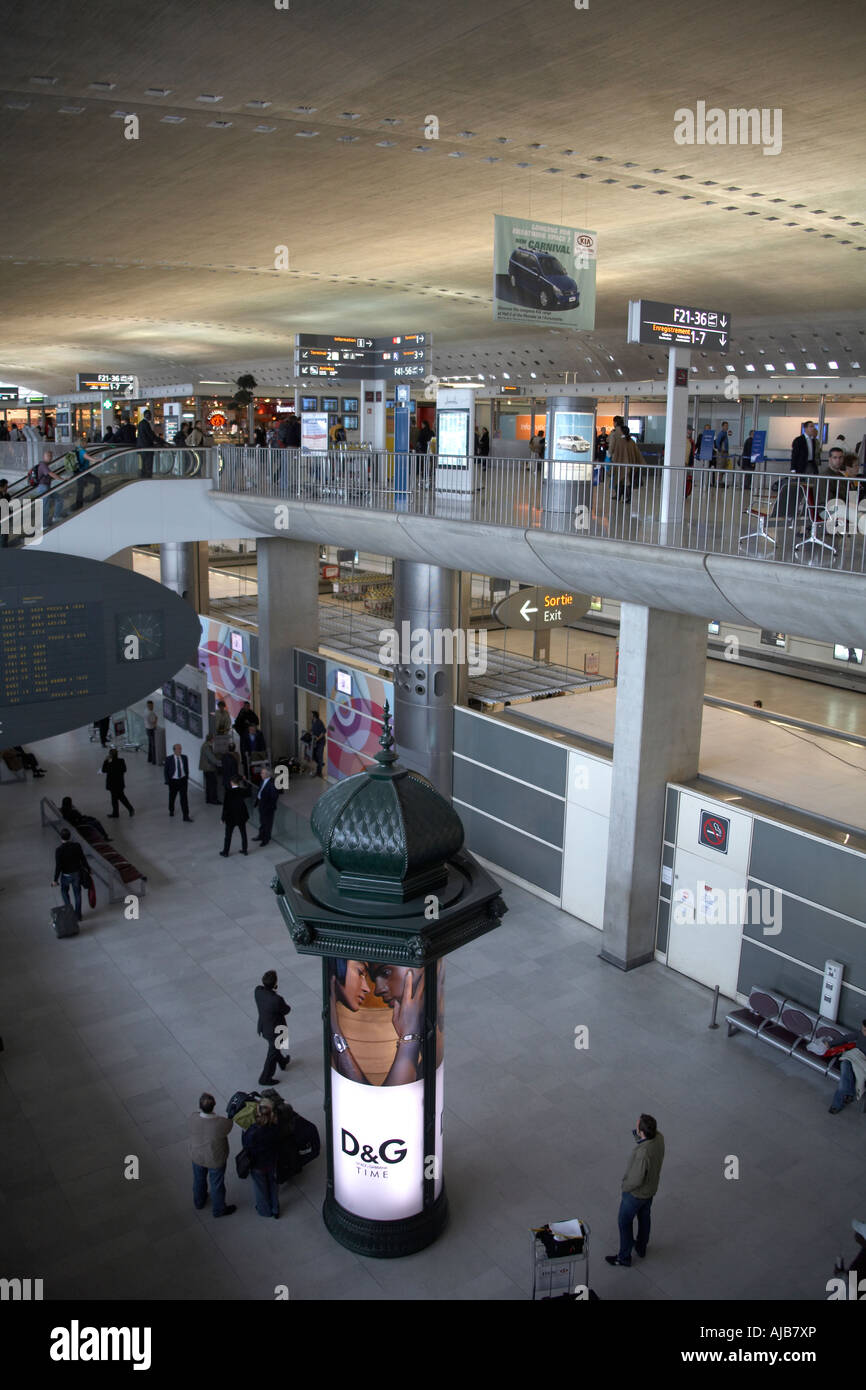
[1,447,213,547]
[215,447,866,574]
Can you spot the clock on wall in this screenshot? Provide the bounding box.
[115,610,167,662]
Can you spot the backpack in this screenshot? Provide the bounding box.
[227,1089,259,1121]
[27,465,40,487]
[62,451,79,476]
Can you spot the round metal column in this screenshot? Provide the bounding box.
[392,560,458,798]
[543,394,597,515]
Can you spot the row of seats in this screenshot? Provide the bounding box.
[726,985,851,1080]
[41,796,148,901]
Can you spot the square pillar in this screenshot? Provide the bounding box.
[257,537,320,757]
[601,604,706,970]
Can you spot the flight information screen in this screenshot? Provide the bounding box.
[0,588,106,707]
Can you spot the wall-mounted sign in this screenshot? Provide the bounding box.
[627,300,732,351]
[750,429,767,463]
[0,387,19,400]
[698,809,729,853]
[492,586,591,630]
[295,332,431,381]
[493,215,597,329]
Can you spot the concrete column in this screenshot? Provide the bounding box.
[107,547,135,569]
[160,541,209,611]
[659,347,691,541]
[392,560,459,797]
[257,537,319,757]
[600,604,706,971]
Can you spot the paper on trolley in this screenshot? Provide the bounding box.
[549,1219,584,1238]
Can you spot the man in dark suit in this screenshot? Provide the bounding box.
[164,742,193,821]
[791,421,820,475]
[137,409,165,478]
[253,765,280,847]
[254,970,291,1085]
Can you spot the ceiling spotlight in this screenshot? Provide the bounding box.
[295,130,319,137]
[805,361,817,369]
[376,140,396,148]
[196,94,224,103]
[29,75,58,85]
[765,363,775,371]
[785,362,796,370]
[89,81,116,91]
[145,87,171,97]
[745,364,756,371]
[337,134,359,142]
[339,112,361,121]
[5,99,30,109]
[828,359,838,369]
[208,120,233,128]
[58,105,84,114]
[254,124,276,133]
[161,114,185,123]
[292,105,317,114]
[246,99,272,109]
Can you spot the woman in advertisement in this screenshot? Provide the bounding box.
[329,959,425,1086]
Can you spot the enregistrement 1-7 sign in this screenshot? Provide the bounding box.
[627,300,732,350]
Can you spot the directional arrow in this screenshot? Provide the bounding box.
[520,600,538,622]
[720,316,728,327]
[720,334,727,346]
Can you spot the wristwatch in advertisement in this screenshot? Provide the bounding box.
[332,1032,348,1054]
[400,1033,423,1044]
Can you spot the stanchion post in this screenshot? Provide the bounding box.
[708,984,720,1030]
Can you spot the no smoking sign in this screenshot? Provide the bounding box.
[699,810,730,854]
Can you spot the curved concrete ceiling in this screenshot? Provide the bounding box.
[1,0,864,394]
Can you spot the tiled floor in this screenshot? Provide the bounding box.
[1,726,863,1301]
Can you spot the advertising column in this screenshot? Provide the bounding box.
[544,395,596,515]
[434,386,476,493]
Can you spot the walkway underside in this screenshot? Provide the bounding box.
[215,493,863,645]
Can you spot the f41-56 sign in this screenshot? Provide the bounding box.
[627,299,732,350]
[492,587,591,630]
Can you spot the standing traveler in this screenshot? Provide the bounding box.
[310,710,326,779]
[233,700,258,745]
[95,715,111,748]
[136,409,165,478]
[478,426,490,458]
[220,777,249,856]
[252,765,280,846]
[254,970,291,1084]
[52,828,89,921]
[102,748,135,818]
[144,700,159,764]
[199,734,221,804]
[213,699,232,739]
[186,420,204,447]
[791,421,820,476]
[605,1113,665,1267]
[416,420,432,455]
[164,743,193,821]
[529,429,546,466]
[221,743,242,790]
[608,416,628,494]
[188,1092,236,1218]
[242,1101,281,1218]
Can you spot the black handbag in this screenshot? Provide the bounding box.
[235,1148,251,1180]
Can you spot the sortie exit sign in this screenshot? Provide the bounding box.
[492,586,591,630]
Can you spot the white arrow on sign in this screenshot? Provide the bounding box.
[720,316,728,327]
[720,334,727,346]
[520,600,538,622]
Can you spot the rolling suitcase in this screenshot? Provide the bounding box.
[51,904,79,938]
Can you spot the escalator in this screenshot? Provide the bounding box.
[0,447,209,549]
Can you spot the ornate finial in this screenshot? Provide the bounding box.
[374,700,398,768]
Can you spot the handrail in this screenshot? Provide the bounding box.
[214,446,866,575]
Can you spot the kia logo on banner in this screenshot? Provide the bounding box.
[699,809,730,853]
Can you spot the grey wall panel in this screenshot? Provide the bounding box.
[737,940,864,1030]
[457,805,563,898]
[453,758,565,849]
[454,709,567,795]
[657,897,670,954]
[662,843,675,871]
[742,884,866,994]
[664,786,678,844]
[751,821,866,922]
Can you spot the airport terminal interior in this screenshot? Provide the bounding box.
[1,0,864,1321]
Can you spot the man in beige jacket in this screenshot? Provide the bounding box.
[188,1093,236,1217]
[606,1113,665,1267]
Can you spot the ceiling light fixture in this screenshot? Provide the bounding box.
[161,114,185,122]
[295,130,319,137]
[246,100,272,109]
[145,87,171,97]
[58,105,84,114]
[29,75,58,85]
[89,81,116,91]
[196,94,224,103]
[254,124,276,133]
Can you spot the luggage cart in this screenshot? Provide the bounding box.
[530,1220,591,1300]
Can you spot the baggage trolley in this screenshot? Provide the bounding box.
[530,1220,591,1300]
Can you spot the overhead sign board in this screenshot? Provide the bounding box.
[76,372,139,395]
[294,333,432,381]
[492,586,591,630]
[628,300,732,350]
[0,387,20,400]
[493,215,597,329]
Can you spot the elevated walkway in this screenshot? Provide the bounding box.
[16,447,864,643]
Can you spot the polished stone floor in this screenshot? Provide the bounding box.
[1,726,863,1301]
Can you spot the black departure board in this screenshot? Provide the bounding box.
[0,550,202,746]
[0,588,106,707]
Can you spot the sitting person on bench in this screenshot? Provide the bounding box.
[828,1019,866,1115]
[60,796,110,841]
[2,746,45,778]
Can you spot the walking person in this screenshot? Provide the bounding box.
[254,969,291,1085]
[605,1113,665,1267]
[52,828,89,922]
[199,733,221,804]
[310,709,326,779]
[252,765,280,847]
[188,1092,236,1219]
[102,748,135,819]
[144,700,159,764]
[220,776,248,856]
[164,742,193,821]
[242,1100,281,1218]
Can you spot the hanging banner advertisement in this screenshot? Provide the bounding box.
[325,663,394,781]
[329,959,443,1221]
[550,410,595,481]
[493,215,597,328]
